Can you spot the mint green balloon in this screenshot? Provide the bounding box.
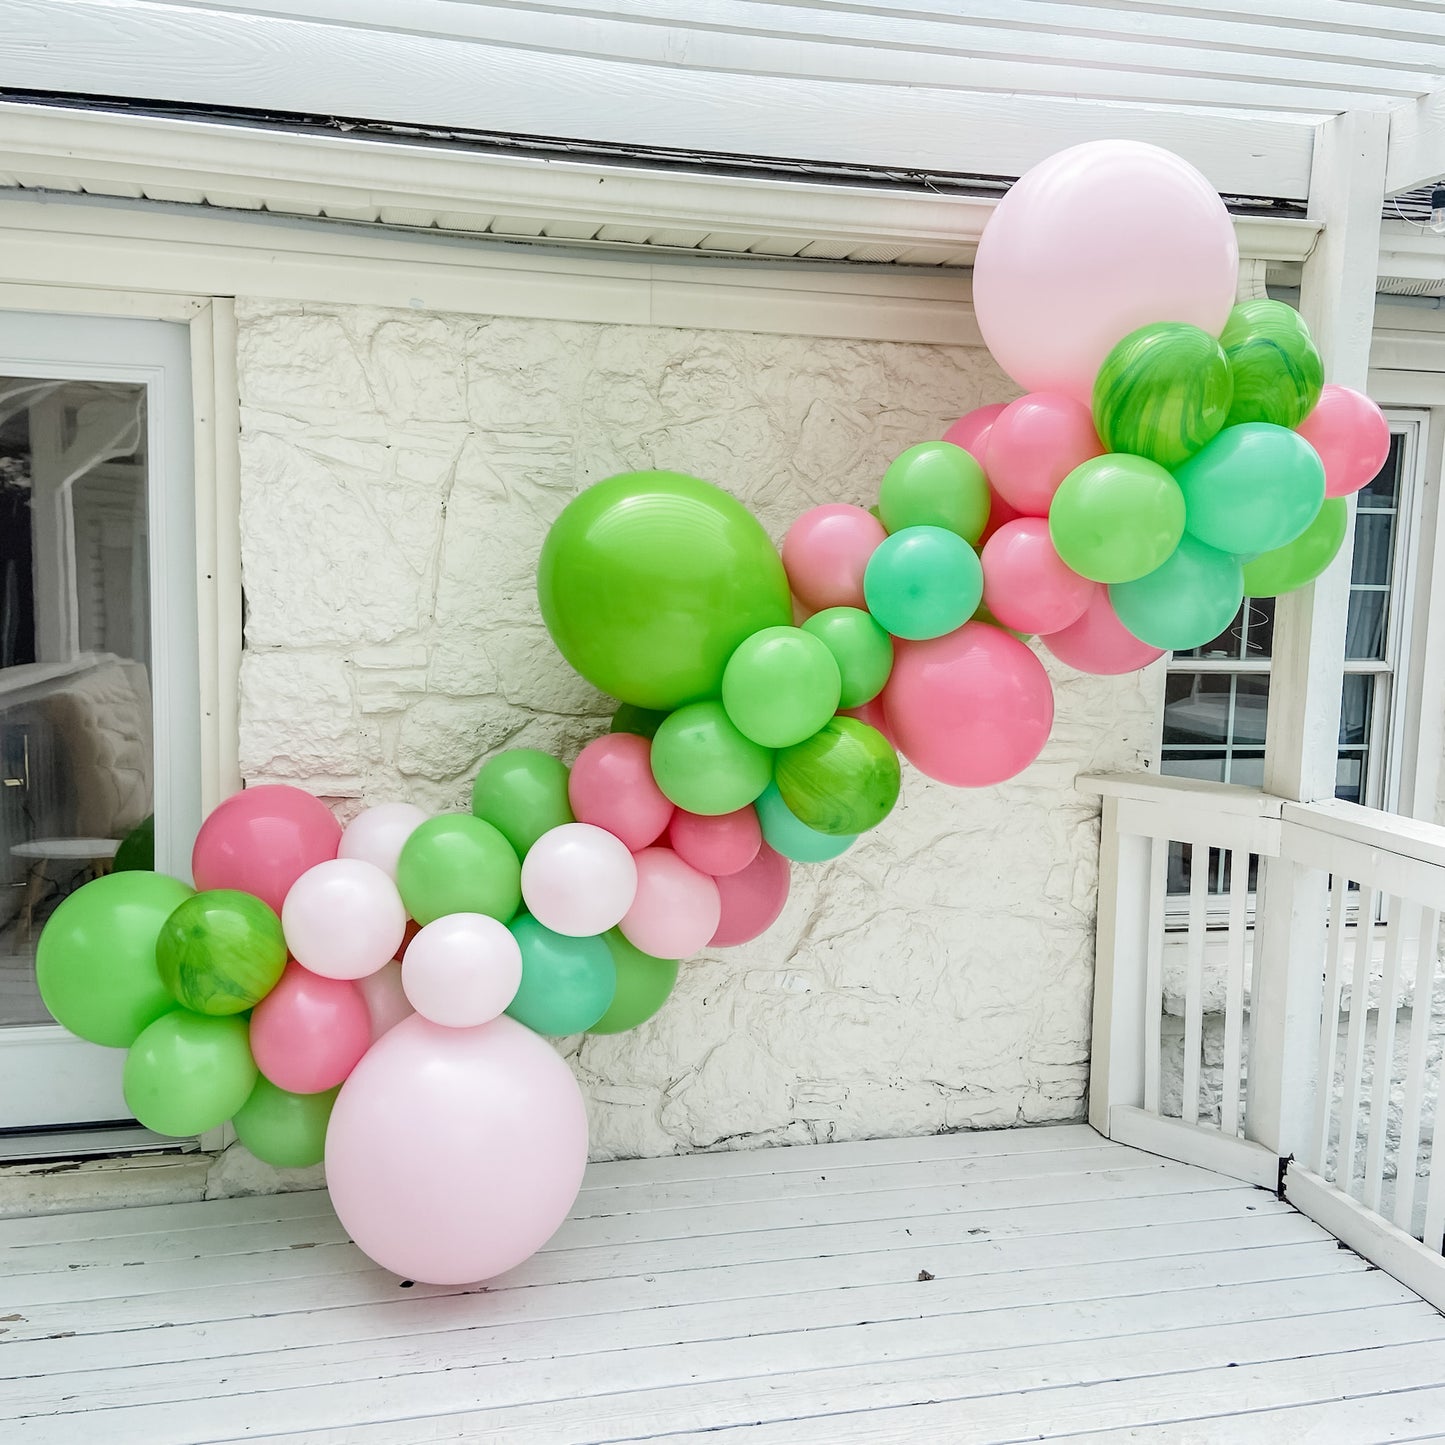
[1221,299,1323,429]
[471,748,573,861]
[879,441,990,543]
[506,914,616,1036]
[650,700,774,815]
[801,607,894,707]
[1109,534,1244,652]
[156,889,287,1016]
[1049,454,1185,584]
[1242,496,1349,597]
[123,1010,257,1137]
[776,718,900,836]
[755,781,855,862]
[1092,323,1232,469]
[589,931,680,1035]
[863,526,982,641]
[232,1077,338,1169]
[396,815,522,925]
[722,626,841,748]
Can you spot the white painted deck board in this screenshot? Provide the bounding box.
[3,1125,1444,1444]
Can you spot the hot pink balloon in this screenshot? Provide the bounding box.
[973,140,1238,402]
[339,802,429,880]
[883,622,1055,787]
[782,504,888,612]
[841,695,896,747]
[669,806,762,878]
[942,402,1008,464]
[355,960,413,1043]
[982,518,1096,636]
[710,843,791,948]
[325,1013,588,1284]
[192,785,341,915]
[985,393,1104,516]
[281,858,407,981]
[568,734,674,851]
[620,847,722,960]
[1040,587,1166,675]
[249,962,371,1094]
[520,823,637,937]
[402,913,522,1029]
[1296,385,1391,499]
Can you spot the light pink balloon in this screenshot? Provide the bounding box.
[782,504,888,612]
[668,807,762,878]
[339,802,429,880]
[568,734,674,851]
[883,622,1055,787]
[620,847,722,960]
[520,822,637,937]
[281,858,407,981]
[401,914,522,1029]
[710,844,791,948]
[250,962,370,1094]
[841,695,896,747]
[1296,385,1391,499]
[355,960,413,1043]
[1039,587,1166,675]
[985,393,1104,516]
[982,518,1096,636]
[973,140,1238,402]
[942,402,1008,464]
[325,1013,588,1284]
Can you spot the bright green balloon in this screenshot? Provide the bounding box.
[471,748,573,861]
[396,814,522,925]
[537,470,791,710]
[863,526,982,641]
[1221,299,1323,429]
[722,626,841,748]
[506,915,616,1035]
[610,703,669,740]
[1049,454,1186,583]
[1242,496,1349,597]
[1109,534,1244,652]
[156,889,287,1016]
[755,782,855,862]
[123,1010,257,1137]
[650,700,774,815]
[1092,323,1232,469]
[589,931,680,1034]
[801,607,894,707]
[232,1077,338,1169]
[36,871,194,1047]
[775,718,900,836]
[878,441,990,543]
[1175,422,1325,557]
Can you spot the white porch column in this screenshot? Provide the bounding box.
[1247,111,1387,1164]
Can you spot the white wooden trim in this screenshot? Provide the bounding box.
[1386,86,1445,196]
[1109,1106,1280,1190]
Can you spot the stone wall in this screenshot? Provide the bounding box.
[234,297,1165,1161]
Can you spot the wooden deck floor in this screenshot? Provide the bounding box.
[3,1123,1445,1443]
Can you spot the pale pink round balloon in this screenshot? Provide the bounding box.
[325,1013,588,1284]
[1040,587,1166,675]
[986,393,1104,516]
[401,914,522,1029]
[281,858,407,981]
[339,802,430,881]
[973,140,1238,402]
[781,504,888,612]
[568,734,674,851]
[883,623,1055,787]
[710,844,791,948]
[942,402,1008,464]
[982,518,1096,636]
[520,823,637,938]
[1295,385,1391,499]
[250,962,370,1094]
[668,806,762,878]
[620,847,722,960]
[355,960,414,1044]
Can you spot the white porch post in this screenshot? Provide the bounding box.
[1247,112,1387,1164]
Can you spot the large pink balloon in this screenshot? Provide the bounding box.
[982,518,1096,636]
[620,847,722,959]
[325,1013,588,1284]
[1296,385,1391,499]
[192,785,342,915]
[942,402,1008,465]
[1039,586,1166,675]
[710,844,791,948]
[883,623,1055,787]
[669,807,762,878]
[973,141,1238,402]
[520,823,637,937]
[250,962,370,1094]
[985,394,1104,516]
[281,858,408,981]
[568,734,674,851]
[781,504,888,612]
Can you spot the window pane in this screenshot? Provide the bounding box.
[1345,588,1387,661]
[1228,749,1265,790]
[1336,751,1365,805]
[1233,673,1269,745]
[1163,671,1232,744]
[1358,433,1402,507]
[1350,511,1395,588]
[1339,673,1373,747]
[1242,596,1274,659]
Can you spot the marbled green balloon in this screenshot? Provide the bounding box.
[1220,299,1323,429]
[1092,323,1232,469]
[156,889,287,1016]
[775,717,900,837]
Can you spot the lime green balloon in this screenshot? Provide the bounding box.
[1242,496,1349,597]
[1092,323,1232,469]
[589,931,680,1034]
[156,889,287,1017]
[1221,299,1323,429]
[1109,534,1244,652]
[650,700,774,815]
[232,1077,338,1169]
[879,441,990,543]
[610,703,669,740]
[36,871,194,1047]
[801,607,894,707]
[114,814,155,872]
[722,626,841,748]
[775,718,900,836]
[1049,454,1186,583]
[537,470,791,710]
[396,814,522,925]
[506,914,616,1035]
[123,1010,257,1137]
[471,748,573,861]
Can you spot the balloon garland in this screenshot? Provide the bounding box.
[33,141,1389,1284]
